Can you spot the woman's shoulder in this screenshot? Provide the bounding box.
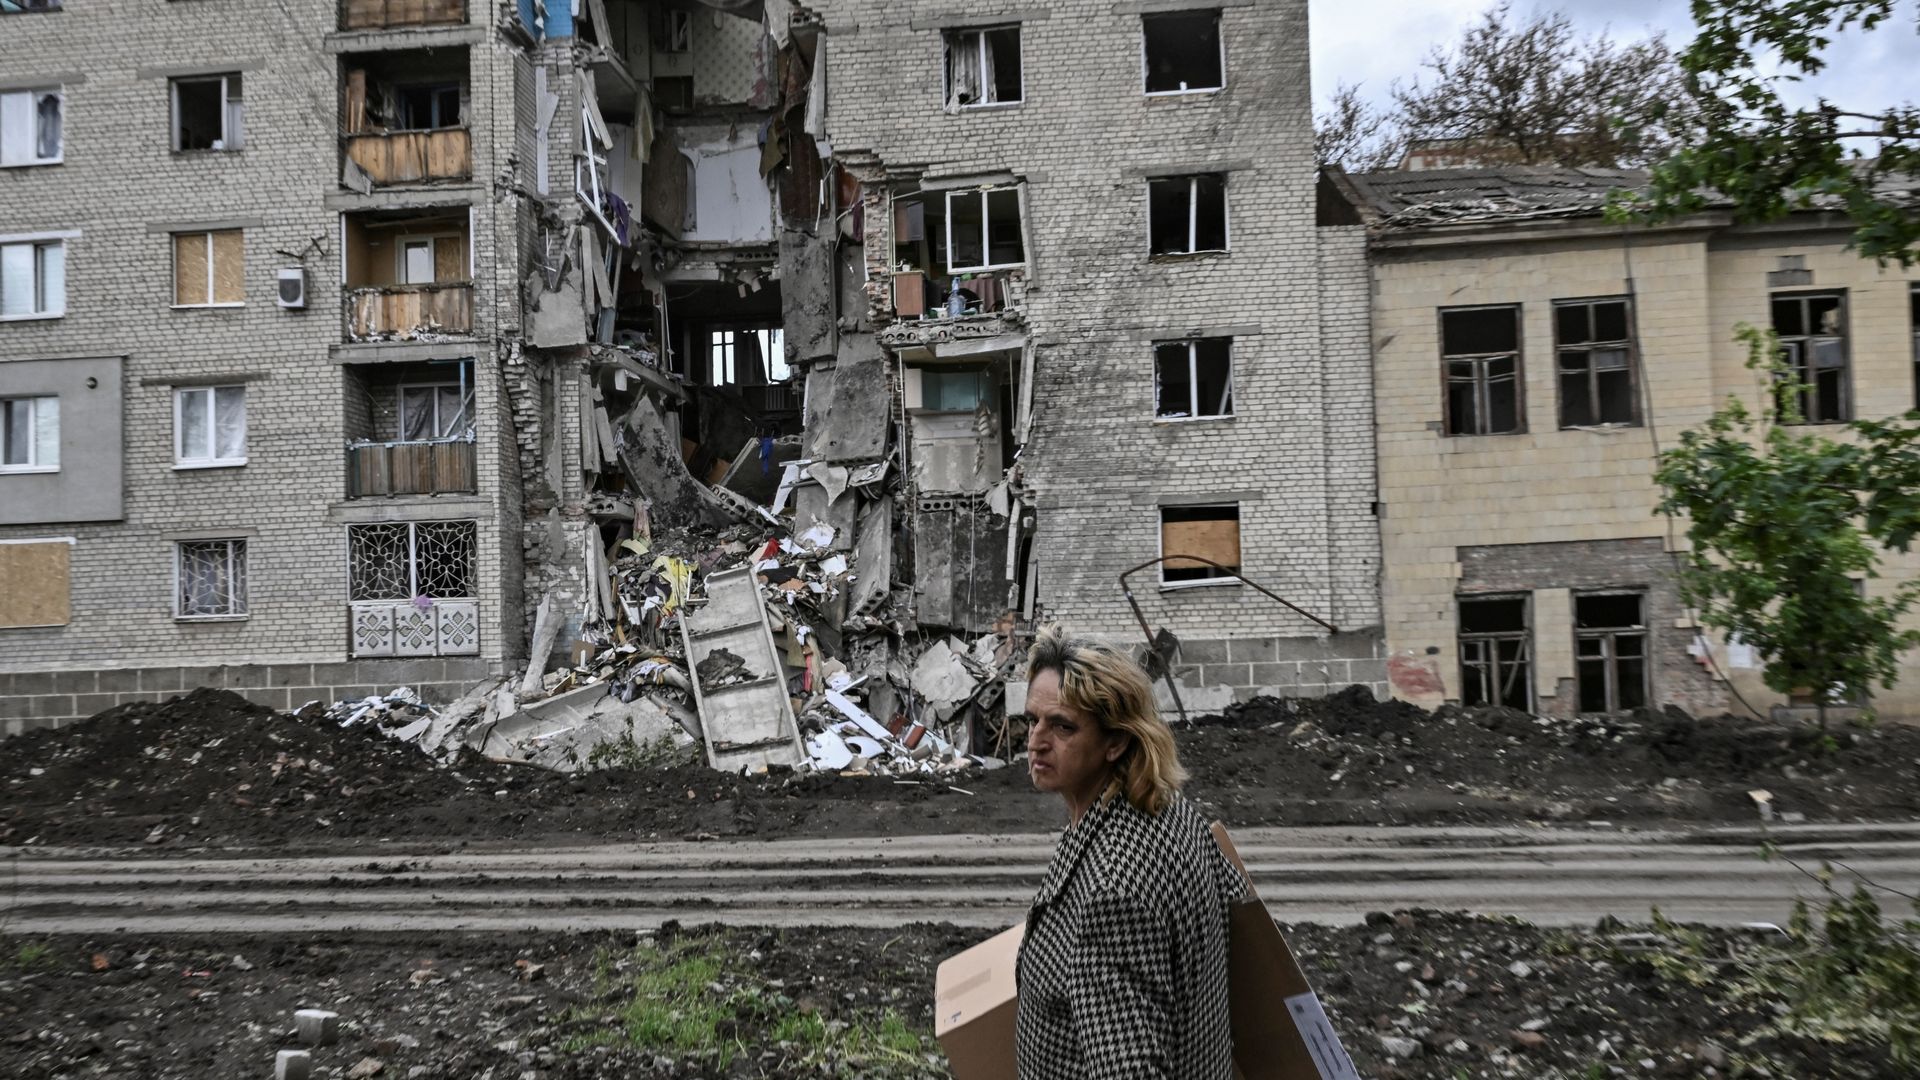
[1084,794,1219,906]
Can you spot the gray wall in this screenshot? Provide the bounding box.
[0,355,123,525]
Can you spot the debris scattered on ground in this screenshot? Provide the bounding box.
[2,914,1905,1079]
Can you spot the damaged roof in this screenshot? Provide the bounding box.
[1338,166,1649,230]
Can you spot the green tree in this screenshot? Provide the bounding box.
[1653,327,1920,724]
[1639,0,1920,265]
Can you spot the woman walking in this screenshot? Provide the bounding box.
[1014,627,1245,1079]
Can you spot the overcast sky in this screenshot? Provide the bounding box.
[1308,0,1912,119]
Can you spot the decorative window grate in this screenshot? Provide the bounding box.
[347,521,477,657]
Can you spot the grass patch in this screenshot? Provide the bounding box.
[11,939,58,972]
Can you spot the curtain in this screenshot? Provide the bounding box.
[947,33,981,109]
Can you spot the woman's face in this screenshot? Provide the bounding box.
[1025,668,1124,805]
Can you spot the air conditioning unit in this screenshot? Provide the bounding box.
[276,267,307,309]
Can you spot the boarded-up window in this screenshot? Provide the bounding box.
[1160,504,1239,585]
[0,540,71,628]
[173,230,245,306]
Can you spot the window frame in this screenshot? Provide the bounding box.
[943,25,1024,110]
[1153,337,1234,421]
[1457,593,1534,711]
[172,385,248,469]
[1573,590,1650,715]
[397,379,473,442]
[173,537,249,621]
[1770,289,1851,425]
[1147,174,1229,256]
[1140,9,1226,97]
[0,394,59,473]
[1439,303,1526,437]
[1553,295,1640,429]
[170,72,244,153]
[171,229,245,309]
[0,234,68,321]
[657,8,692,53]
[943,186,1026,274]
[1157,502,1241,589]
[0,87,63,167]
[346,520,479,602]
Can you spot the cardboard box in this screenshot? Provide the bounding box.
[930,824,1358,1080]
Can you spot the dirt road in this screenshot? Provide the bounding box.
[8,821,1917,933]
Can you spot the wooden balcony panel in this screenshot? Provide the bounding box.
[345,283,473,340]
[342,0,465,30]
[348,438,476,497]
[345,129,472,185]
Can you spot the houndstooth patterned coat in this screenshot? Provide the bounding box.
[1014,789,1246,1079]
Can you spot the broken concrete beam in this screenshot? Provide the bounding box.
[520,593,561,698]
[617,395,744,529]
[294,1009,339,1046]
[804,346,889,463]
[526,265,589,348]
[276,1049,313,1080]
[779,226,837,364]
[790,482,857,552]
[850,498,892,616]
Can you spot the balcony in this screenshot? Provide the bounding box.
[341,0,465,31]
[345,282,473,340]
[341,51,471,187]
[342,208,473,341]
[347,437,476,497]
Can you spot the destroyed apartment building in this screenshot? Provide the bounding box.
[0,0,1388,763]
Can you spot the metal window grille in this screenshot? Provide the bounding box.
[177,539,247,617]
[348,521,475,601]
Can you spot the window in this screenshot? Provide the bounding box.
[0,539,70,629]
[171,73,244,152]
[944,26,1022,109]
[1771,292,1850,423]
[923,369,989,411]
[397,84,461,129]
[1575,592,1648,714]
[174,386,246,467]
[394,233,467,285]
[0,88,61,165]
[399,382,472,441]
[946,187,1024,272]
[1142,10,1223,94]
[173,230,245,307]
[348,521,477,602]
[176,538,247,619]
[1148,174,1227,255]
[1556,298,1637,428]
[1154,338,1232,419]
[706,328,787,386]
[0,238,64,319]
[1159,504,1239,586]
[1441,305,1523,436]
[1,395,58,472]
[1459,596,1531,710]
[655,8,692,53]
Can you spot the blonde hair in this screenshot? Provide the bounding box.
[1026,625,1187,815]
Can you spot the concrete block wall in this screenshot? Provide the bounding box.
[1168,631,1388,707]
[0,1,525,735]
[818,0,1382,653]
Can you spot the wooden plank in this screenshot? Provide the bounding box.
[174,232,207,306]
[0,542,71,628]
[345,69,368,133]
[434,232,467,283]
[212,229,245,304]
[1162,519,1240,571]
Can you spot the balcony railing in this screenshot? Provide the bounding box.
[344,282,473,341]
[341,0,465,30]
[345,128,472,185]
[347,436,476,498]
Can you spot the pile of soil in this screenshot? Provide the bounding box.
[4,686,1917,850]
[3,912,1902,1079]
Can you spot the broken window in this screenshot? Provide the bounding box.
[1142,10,1223,94]
[945,26,1022,109]
[399,381,472,441]
[0,88,61,165]
[348,521,477,601]
[923,369,990,411]
[1575,592,1648,714]
[176,538,247,619]
[0,237,64,318]
[1771,292,1850,423]
[396,84,462,129]
[1441,305,1523,436]
[946,187,1025,272]
[1,395,58,471]
[174,385,246,467]
[1154,338,1232,419]
[707,328,787,386]
[1556,298,1636,428]
[1160,504,1240,585]
[173,229,245,307]
[654,7,692,53]
[1458,595,1531,710]
[171,73,244,152]
[1148,174,1227,255]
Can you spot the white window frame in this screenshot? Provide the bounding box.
[170,73,244,153]
[0,87,63,167]
[659,9,692,53]
[173,385,248,469]
[397,236,440,285]
[944,26,1023,110]
[173,537,249,620]
[0,232,69,321]
[944,187,1026,274]
[0,395,59,473]
[1157,502,1241,589]
[1148,174,1230,255]
[1153,338,1234,421]
[171,229,245,310]
[1140,10,1226,97]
